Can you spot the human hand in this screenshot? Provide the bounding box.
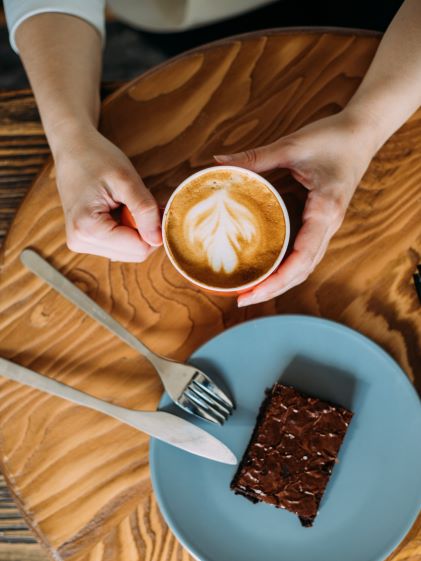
[54,126,162,261]
[215,110,377,306]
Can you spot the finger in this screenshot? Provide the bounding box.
[96,224,156,259]
[68,211,154,261]
[67,235,155,262]
[237,251,310,306]
[238,213,332,307]
[112,173,162,247]
[214,140,293,173]
[69,241,154,262]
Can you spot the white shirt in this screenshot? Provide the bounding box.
[4,0,276,52]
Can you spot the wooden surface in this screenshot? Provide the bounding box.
[0,29,420,561]
[0,89,50,561]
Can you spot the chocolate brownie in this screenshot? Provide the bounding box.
[231,383,353,526]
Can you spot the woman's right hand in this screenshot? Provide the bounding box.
[53,125,162,262]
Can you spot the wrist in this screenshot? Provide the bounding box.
[48,117,99,161]
[339,105,386,157]
[42,93,101,158]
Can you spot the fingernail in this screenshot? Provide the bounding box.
[146,228,163,246]
[238,295,257,307]
[214,154,233,163]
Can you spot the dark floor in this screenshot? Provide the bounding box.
[0,0,404,88]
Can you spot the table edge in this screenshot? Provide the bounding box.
[101,26,382,108]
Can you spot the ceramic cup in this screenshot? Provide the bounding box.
[121,166,290,295]
[162,166,290,295]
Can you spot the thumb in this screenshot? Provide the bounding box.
[214,140,292,173]
[118,176,162,246]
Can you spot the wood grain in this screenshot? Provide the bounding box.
[0,87,50,561]
[0,90,48,245]
[0,29,420,561]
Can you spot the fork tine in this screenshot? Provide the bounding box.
[183,389,226,425]
[190,381,231,418]
[192,372,235,409]
[184,389,227,424]
[192,380,234,413]
[177,394,222,424]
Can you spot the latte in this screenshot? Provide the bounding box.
[164,167,287,290]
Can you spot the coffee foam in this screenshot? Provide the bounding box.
[185,186,257,274]
[165,169,286,289]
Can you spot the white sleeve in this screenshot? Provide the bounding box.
[3,0,106,53]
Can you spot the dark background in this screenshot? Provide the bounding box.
[0,0,404,88]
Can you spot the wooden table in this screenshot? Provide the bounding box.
[0,29,420,561]
[0,90,49,561]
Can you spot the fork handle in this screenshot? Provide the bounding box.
[20,249,161,368]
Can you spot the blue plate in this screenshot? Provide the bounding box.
[150,316,421,561]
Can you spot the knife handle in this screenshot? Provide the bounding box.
[0,357,153,429]
[0,357,237,464]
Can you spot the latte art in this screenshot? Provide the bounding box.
[164,168,287,289]
[185,189,258,274]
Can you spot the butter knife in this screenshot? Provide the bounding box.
[0,358,237,465]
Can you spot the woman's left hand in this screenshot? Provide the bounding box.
[215,110,378,307]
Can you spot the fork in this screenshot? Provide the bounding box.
[21,249,234,424]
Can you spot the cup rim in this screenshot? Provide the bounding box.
[162,165,291,293]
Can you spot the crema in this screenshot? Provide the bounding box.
[164,169,286,289]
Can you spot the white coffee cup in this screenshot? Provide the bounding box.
[162,165,290,295]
